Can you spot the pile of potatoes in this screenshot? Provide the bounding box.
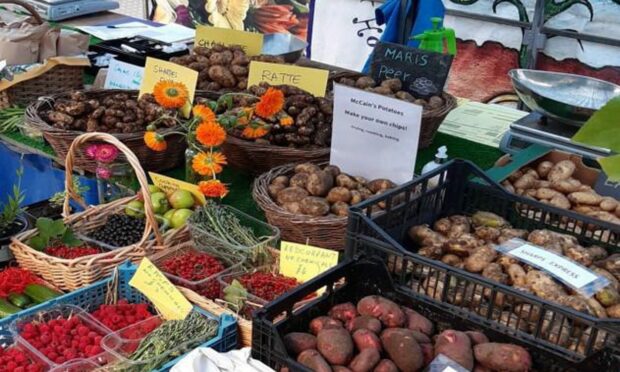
[283,295,532,372]
[268,163,396,218]
[408,211,620,320]
[502,159,620,225]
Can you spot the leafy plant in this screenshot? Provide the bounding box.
[48,178,90,208]
[28,217,82,251]
[0,166,26,235]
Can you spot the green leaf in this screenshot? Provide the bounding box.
[573,97,620,152]
[61,229,82,247]
[36,218,66,238]
[29,235,48,251]
[599,155,620,182]
[224,95,233,111]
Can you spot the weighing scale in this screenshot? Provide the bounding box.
[23,0,119,21]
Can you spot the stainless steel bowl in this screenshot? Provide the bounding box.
[261,33,308,63]
[509,69,620,126]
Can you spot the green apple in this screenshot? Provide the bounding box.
[163,209,176,221]
[125,200,145,218]
[148,185,162,194]
[170,209,193,228]
[150,192,170,215]
[169,189,195,209]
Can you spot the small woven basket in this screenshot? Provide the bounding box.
[9,133,176,291]
[253,161,347,251]
[24,90,186,173]
[0,0,85,110]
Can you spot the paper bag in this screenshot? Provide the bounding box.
[0,21,50,65]
[57,29,89,56]
[40,27,60,62]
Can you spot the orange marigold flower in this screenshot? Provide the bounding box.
[255,87,284,119]
[193,104,216,124]
[192,151,227,176]
[279,115,294,126]
[198,179,229,198]
[242,126,269,139]
[144,131,167,152]
[153,80,189,109]
[196,121,227,147]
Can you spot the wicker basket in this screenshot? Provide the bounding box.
[10,133,174,291]
[24,90,186,173]
[0,1,85,110]
[253,161,347,250]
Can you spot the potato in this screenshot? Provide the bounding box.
[290,173,310,189]
[482,263,508,284]
[354,176,369,186]
[357,296,406,328]
[506,264,527,287]
[420,342,434,366]
[324,165,341,178]
[380,328,423,371]
[536,180,551,188]
[547,160,576,183]
[513,174,536,190]
[283,202,303,214]
[310,316,343,335]
[586,297,608,318]
[349,348,380,372]
[535,187,561,200]
[350,190,363,205]
[464,245,497,273]
[434,330,474,371]
[441,254,463,267]
[347,316,382,334]
[445,234,481,257]
[524,168,539,179]
[474,364,493,372]
[591,267,618,291]
[272,175,290,187]
[588,210,620,224]
[465,331,489,345]
[352,329,382,352]
[433,218,452,236]
[284,332,317,355]
[276,187,309,205]
[297,349,332,372]
[295,163,321,174]
[502,180,516,194]
[607,304,620,318]
[474,226,501,243]
[331,202,350,217]
[526,270,566,301]
[300,196,331,216]
[367,179,396,193]
[268,184,286,199]
[471,211,508,228]
[549,193,571,209]
[568,191,603,206]
[307,171,335,196]
[333,367,352,372]
[327,187,352,204]
[336,174,358,189]
[536,161,554,178]
[508,170,524,183]
[329,302,358,322]
[551,178,581,193]
[411,330,431,345]
[358,187,373,200]
[401,307,433,336]
[573,205,600,215]
[473,343,532,372]
[600,197,619,212]
[317,328,354,365]
[595,287,620,307]
[564,245,593,266]
[497,228,528,244]
[373,359,398,372]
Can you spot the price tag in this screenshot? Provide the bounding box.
[149,172,206,205]
[129,258,193,320]
[279,241,339,283]
[140,57,198,117]
[104,59,144,90]
[195,26,264,56]
[248,61,329,97]
[497,239,610,297]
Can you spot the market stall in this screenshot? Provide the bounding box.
[0,1,619,371]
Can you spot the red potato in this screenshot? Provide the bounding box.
[474,343,532,372]
[411,331,431,344]
[380,328,424,372]
[373,359,398,372]
[329,302,358,323]
[310,316,343,335]
[352,329,382,352]
[333,367,353,372]
[473,364,493,372]
[420,343,434,366]
[357,296,406,328]
[297,349,332,372]
[317,328,355,365]
[284,332,317,356]
[466,331,490,346]
[434,330,474,371]
[349,348,381,372]
[402,307,434,335]
[347,316,382,334]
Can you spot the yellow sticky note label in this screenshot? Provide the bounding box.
[195,26,263,56]
[279,241,339,283]
[140,57,198,117]
[129,258,193,321]
[149,172,206,205]
[248,62,329,97]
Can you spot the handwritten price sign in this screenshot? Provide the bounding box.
[279,241,339,283]
[248,61,329,97]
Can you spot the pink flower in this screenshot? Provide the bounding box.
[95,144,119,163]
[96,166,112,180]
[84,144,99,159]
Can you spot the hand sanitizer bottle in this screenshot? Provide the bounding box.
[421,146,448,187]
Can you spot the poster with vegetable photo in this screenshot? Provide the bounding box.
[153,0,309,40]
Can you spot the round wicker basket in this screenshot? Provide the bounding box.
[25,90,186,173]
[253,161,347,251]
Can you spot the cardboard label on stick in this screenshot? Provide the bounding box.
[104,59,144,90]
[140,57,198,117]
[248,61,329,97]
[370,42,453,98]
[330,83,422,184]
[280,241,339,283]
[149,172,206,205]
[195,26,264,56]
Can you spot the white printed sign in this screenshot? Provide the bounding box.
[104,59,144,90]
[330,83,422,184]
[498,239,609,296]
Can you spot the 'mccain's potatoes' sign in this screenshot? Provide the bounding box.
[370,42,453,99]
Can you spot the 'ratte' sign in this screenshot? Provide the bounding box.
[370,42,453,99]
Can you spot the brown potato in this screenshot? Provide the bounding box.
[513,174,536,190]
[551,178,582,193]
[358,187,373,200]
[295,163,321,174]
[327,187,352,204]
[547,160,577,183]
[354,176,369,186]
[272,175,290,187]
[506,264,527,287]
[591,267,618,291]
[549,194,571,209]
[331,201,349,217]
[568,191,603,206]
[268,184,286,199]
[283,202,302,214]
[367,179,396,193]
[474,226,501,243]
[441,254,463,267]
[586,297,608,319]
[482,263,508,284]
[536,161,554,178]
[536,187,561,200]
[607,304,620,318]
[290,173,310,189]
[336,174,357,189]
[600,197,619,212]
[444,234,481,257]
[526,270,566,301]
[433,218,452,236]
[317,328,354,365]
[350,190,363,205]
[307,171,335,196]
[588,246,609,262]
[595,287,620,307]
[564,245,593,266]
[323,165,341,178]
[465,245,497,273]
[300,196,330,216]
[276,187,309,205]
[508,170,524,183]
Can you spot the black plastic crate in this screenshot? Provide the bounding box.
[251,259,620,372]
[345,159,620,361]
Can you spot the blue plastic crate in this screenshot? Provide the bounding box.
[4,262,237,371]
